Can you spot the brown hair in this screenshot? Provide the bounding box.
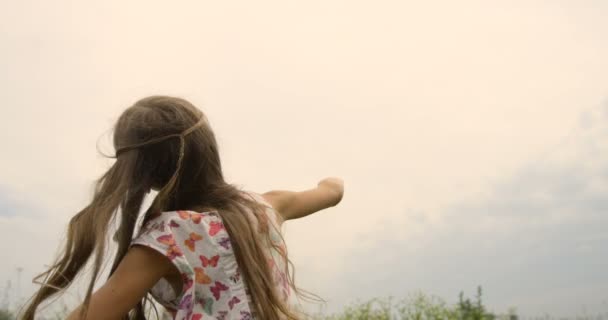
[22,95,309,319]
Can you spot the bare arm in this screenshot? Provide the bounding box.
[262,177,344,222]
[66,246,174,320]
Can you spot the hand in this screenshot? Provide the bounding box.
[317,177,344,205]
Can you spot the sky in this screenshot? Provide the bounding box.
[1,0,608,317]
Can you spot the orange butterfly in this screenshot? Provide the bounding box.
[177,210,203,224]
[184,232,204,251]
[194,267,212,284]
[200,254,220,267]
[156,234,183,260]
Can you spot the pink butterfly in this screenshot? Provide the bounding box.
[156,234,183,260]
[209,221,224,236]
[228,296,241,310]
[210,281,229,300]
[191,314,202,320]
[169,220,180,228]
[200,255,220,268]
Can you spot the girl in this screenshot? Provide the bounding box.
[22,96,344,320]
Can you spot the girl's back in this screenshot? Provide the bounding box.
[131,190,292,319]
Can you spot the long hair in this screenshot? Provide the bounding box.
[22,96,308,319]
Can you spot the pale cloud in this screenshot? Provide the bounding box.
[315,104,608,317]
[0,188,24,217]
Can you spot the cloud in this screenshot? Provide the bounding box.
[0,187,66,311]
[319,105,608,317]
[0,189,22,217]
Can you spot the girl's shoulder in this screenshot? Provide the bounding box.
[240,190,284,227]
[139,209,220,233]
[133,209,229,262]
[135,209,232,261]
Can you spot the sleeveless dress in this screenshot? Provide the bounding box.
[129,191,294,320]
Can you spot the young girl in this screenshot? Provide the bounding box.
[22,96,344,320]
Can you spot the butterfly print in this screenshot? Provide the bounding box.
[228,296,241,310]
[196,295,214,315]
[179,293,192,307]
[178,294,194,316]
[210,281,229,300]
[200,254,220,268]
[194,267,211,285]
[216,311,228,320]
[229,271,241,284]
[208,221,224,236]
[156,234,183,260]
[184,232,204,252]
[218,237,231,250]
[133,200,281,319]
[240,311,253,320]
[150,221,166,233]
[177,210,203,224]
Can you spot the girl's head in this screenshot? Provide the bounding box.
[111,96,223,210]
[22,96,304,320]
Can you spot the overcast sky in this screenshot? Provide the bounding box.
[1,0,607,317]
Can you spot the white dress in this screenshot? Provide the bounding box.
[130,191,294,319]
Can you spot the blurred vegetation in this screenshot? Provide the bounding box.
[314,286,512,320]
[0,309,14,320]
[2,286,606,319]
[312,286,607,320]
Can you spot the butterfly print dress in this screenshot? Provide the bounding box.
[130,191,294,320]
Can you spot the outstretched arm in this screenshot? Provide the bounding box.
[262,177,344,222]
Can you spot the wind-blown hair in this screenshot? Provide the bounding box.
[22,96,308,319]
